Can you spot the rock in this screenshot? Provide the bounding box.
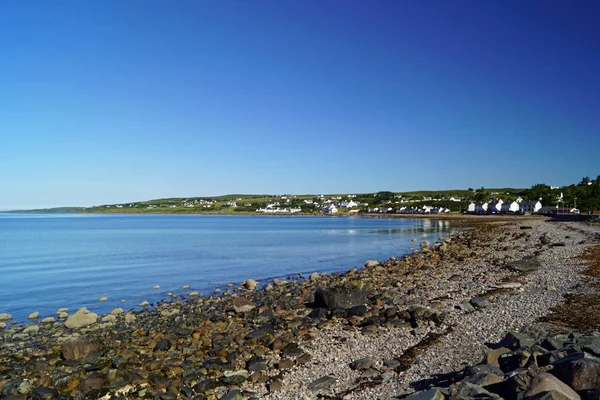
[232,296,256,314]
[268,380,283,392]
[499,331,535,350]
[139,300,149,307]
[524,373,580,400]
[110,308,123,315]
[491,282,522,289]
[309,376,336,391]
[314,285,366,309]
[0,313,12,322]
[124,313,136,324]
[64,308,98,329]
[365,260,379,268]
[102,314,116,323]
[56,307,68,314]
[351,356,374,371]
[0,322,5,329]
[153,285,160,289]
[31,387,59,400]
[78,373,105,393]
[553,358,600,391]
[506,257,540,272]
[470,297,491,308]
[540,235,551,245]
[58,312,68,319]
[99,297,107,301]
[154,339,171,352]
[17,380,34,394]
[309,272,320,281]
[404,388,445,400]
[486,347,511,367]
[452,381,502,399]
[243,279,257,290]
[247,358,267,372]
[61,336,102,360]
[41,317,55,323]
[190,291,199,296]
[221,390,242,400]
[456,301,475,313]
[420,241,431,252]
[27,312,39,320]
[23,325,39,334]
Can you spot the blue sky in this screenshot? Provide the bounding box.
[1,0,599,209]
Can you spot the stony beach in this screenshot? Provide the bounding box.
[1,216,600,400]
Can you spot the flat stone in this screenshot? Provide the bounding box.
[491,282,522,289]
[41,317,55,323]
[506,257,540,273]
[351,356,374,371]
[27,312,39,320]
[456,301,475,313]
[365,260,379,268]
[404,388,445,400]
[470,297,491,308]
[309,272,320,281]
[110,308,123,315]
[309,376,336,391]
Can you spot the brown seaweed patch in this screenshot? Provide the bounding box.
[540,293,600,330]
[578,245,600,277]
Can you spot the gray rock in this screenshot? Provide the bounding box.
[309,272,320,281]
[309,376,336,391]
[456,301,475,313]
[351,356,374,371]
[452,381,502,399]
[220,390,242,400]
[365,260,379,268]
[506,257,540,272]
[314,285,366,309]
[470,297,491,308]
[420,241,431,252]
[64,308,98,329]
[524,373,580,400]
[404,388,445,400]
[500,331,535,350]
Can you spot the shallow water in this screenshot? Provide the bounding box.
[0,213,458,321]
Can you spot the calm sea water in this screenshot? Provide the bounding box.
[0,214,458,321]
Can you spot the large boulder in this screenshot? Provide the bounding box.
[0,313,12,322]
[553,358,600,391]
[61,336,102,360]
[232,296,256,314]
[524,373,580,400]
[64,308,98,329]
[314,286,366,309]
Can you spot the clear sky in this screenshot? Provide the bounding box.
[1,0,599,209]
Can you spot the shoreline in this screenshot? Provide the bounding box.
[0,219,598,399]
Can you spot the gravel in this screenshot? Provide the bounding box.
[258,219,600,400]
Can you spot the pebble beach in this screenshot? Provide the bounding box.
[1,216,599,400]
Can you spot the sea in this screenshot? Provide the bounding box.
[0,213,459,322]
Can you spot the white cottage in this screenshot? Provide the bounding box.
[520,201,542,213]
[467,202,476,213]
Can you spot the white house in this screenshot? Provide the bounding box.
[323,205,338,214]
[501,201,520,213]
[520,201,542,213]
[475,202,489,213]
[467,202,476,213]
[490,199,503,213]
[340,200,358,208]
